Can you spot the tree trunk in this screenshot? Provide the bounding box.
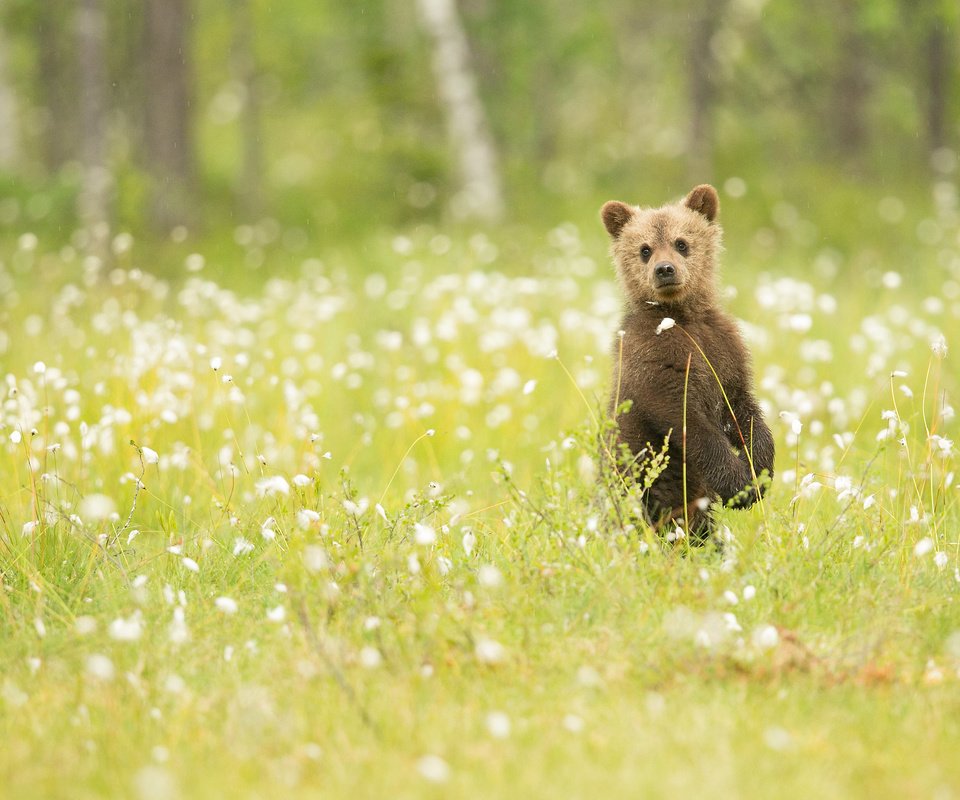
[36,0,75,171]
[143,0,195,232]
[833,0,869,157]
[926,18,949,154]
[76,0,111,255]
[232,0,263,220]
[416,0,504,223]
[687,5,723,184]
[0,8,19,170]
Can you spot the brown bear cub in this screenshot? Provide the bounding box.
[601,185,774,540]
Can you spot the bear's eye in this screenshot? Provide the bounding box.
[675,239,688,254]
[640,246,652,261]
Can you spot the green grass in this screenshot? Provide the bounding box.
[1,217,959,799]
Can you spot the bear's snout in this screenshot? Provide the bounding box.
[653,261,679,288]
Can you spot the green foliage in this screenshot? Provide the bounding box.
[1,0,957,244]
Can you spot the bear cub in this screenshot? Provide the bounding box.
[601,184,774,539]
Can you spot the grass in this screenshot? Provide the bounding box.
[1,209,959,799]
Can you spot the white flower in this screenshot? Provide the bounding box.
[108,615,143,642]
[522,380,537,395]
[74,616,97,635]
[862,494,876,510]
[752,624,779,650]
[834,475,855,502]
[233,537,254,556]
[266,605,286,623]
[256,476,290,497]
[723,590,738,605]
[577,665,602,687]
[141,446,159,465]
[86,654,115,681]
[478,565,503,589]
[78,493,117,521]
[742,585,756,601]
[931,335,948,358]
[723,612,742,633]
[292,473,312,488]
[304,545,330,572]
[930,435,953,456]
[655,317,676,335]
[215,597,238,615]
[359,646,382,669]
[260,518,276,541]
[779,411,802,436]
[764,726,793,752]
[21,520,38,537]
[413,523,436,545]
[296,509,320,529]
[181,557,200,573]
[342,498,368,516]
[9,430,22,444]
[462,529,476,556]
[169,608,190,644]
[934,552,949,569]
[475,637,506,664]
[486,711,511,739]
[210,356,222,371]
[563,714,584,733]
[417,755,450,783]
[914,537,934,557]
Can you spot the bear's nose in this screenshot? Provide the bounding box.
[654,262,675,280]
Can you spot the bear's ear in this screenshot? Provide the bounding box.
[600,201,635,239]
[684,184,719,222]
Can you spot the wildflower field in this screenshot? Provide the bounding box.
[2,200,960,799]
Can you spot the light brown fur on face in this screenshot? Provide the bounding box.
[601,185,722,313]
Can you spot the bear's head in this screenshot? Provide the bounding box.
[600,185,722,312]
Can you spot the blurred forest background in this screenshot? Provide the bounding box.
[0,0,957,261]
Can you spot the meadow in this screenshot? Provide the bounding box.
[2,185,960,799]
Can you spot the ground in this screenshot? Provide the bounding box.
[1,219,959,799]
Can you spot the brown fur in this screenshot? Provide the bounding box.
[601,185,774,538]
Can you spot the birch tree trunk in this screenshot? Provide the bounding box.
[76,0,112,256]
[0,10,19,170]
[415,0,504,223]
